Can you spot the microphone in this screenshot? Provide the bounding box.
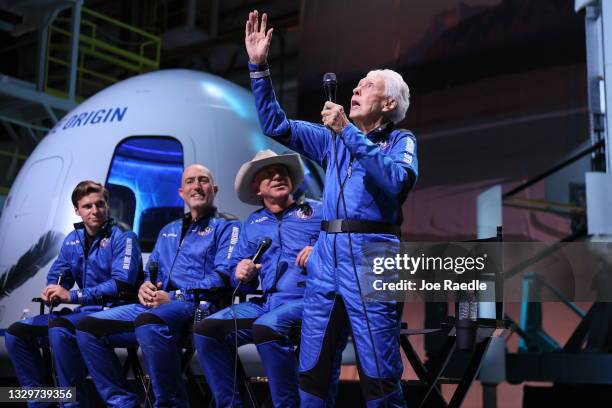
[235,237,272,285]
[323,72,337,103]
[230,238,272,407]
[49,272,64,310]
[148,260,159,285]
[251,237,272,263]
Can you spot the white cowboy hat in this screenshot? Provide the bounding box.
[235,149,304,205]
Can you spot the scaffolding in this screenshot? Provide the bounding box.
[45,6,160,100]
[0,0,160,193]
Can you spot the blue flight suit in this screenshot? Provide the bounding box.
[249,62,418,407]
[75,211,240,408]
[194,199,322,408]
[4,220,141,408]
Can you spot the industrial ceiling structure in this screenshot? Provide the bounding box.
[0,0,301,194]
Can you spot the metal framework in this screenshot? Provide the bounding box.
[0,0,161,195]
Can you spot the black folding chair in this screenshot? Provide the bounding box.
[400,226,508,408]
[136,287,243,408]
[31,291,144,404]
[192,288,266,408]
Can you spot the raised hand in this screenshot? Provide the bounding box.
[245,10,273,65]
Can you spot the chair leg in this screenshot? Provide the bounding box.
[41,346,54,385]
[237,361,260,408]
[401,335,446,406]
[419,337,457,408]
[125,347,154,408]
[401,335,429,381]
[448,338,491,408]
[143,376,154,408]
[184,362,216,406]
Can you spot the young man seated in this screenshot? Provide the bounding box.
[5,180,141,408]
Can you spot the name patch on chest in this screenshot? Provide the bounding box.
[376,140,389,150]
[198,226,214,236]
[253,216,269,224]
[295,206,314,220]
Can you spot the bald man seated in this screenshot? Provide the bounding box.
[75,165,240,408]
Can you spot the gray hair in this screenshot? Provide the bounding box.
[368,69,411,124]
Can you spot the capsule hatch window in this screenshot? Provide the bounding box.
[106,137,184,252]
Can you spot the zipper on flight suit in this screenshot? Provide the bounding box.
[273,214,283,292]
[166,218,193,290]
[331,155,354,291]
[75,227,104,298]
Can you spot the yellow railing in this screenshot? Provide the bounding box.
[45,7,161,100]
[0,150,27,161]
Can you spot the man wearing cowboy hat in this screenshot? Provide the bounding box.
[194,150,323,408]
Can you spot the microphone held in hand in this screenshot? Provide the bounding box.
[252,237,273,263]
[148,260,159,286]
[323,72,337,103]
[49,273,64,310]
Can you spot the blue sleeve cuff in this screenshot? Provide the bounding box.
[341,124,360,144]
[248,61,269,71]
[69,290,79,304]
